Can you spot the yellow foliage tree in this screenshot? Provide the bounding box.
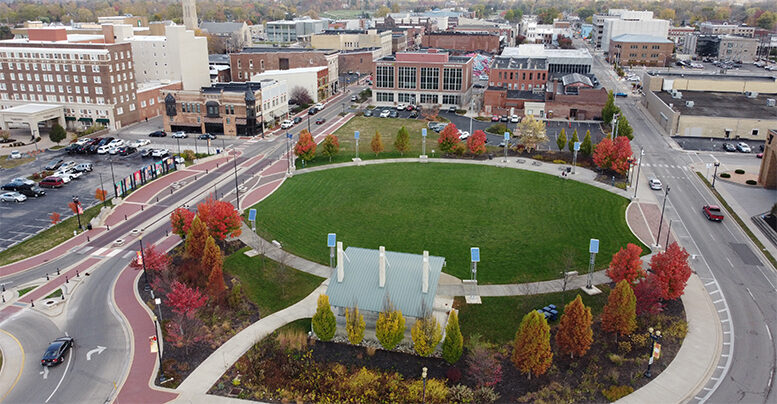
[411,313,442,356]
[375,300,405,350]
[345,306,366,345]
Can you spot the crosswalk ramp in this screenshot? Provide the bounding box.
[74,246,131,258]
[642,163,689,170]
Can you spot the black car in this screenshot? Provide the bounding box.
[198,133,216,140]
[500,115,508,122]
[316,118,327,124]
[389,110,398,118]
[410,110,419,118]
[41,337,74,367]
[293,116,302,124]
[44,158,64,170]
[308,107,318,115]
[149,130,166,137]
[118,146,137,156]
[83,139,101,154]
[722,143,736,152]
[64,144,80,154]
[364,110,373,117]
[140,148,153,158]
[18,186,46,198]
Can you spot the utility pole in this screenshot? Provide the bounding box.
[655,186,671,248]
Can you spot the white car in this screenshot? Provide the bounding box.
[172,131,188,139]
[173,155,185,164]
[281,120,293,129]
[151,149,169,158]
[53,173,72,183]
[96,145,111,154]
[313,103,324,111]
[108,146,120,155]
[379,109,391,118]
[75,137,92,146]
[0,192,26,203]
[65,169,83,179]
[510,115,519,123]
[131,139,151,148]
[396,103,407,111]
[458,131,470,141]
[60,161,77,171]
[736,142,751,153]
[9,150,22,159]
[648,178,662,190]
[107,139,125,148]
[74,163,92,172]
[11,177,34,186]
[479,74,489,80]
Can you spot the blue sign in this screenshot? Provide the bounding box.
[504,132,510,141]
[327,233,336,248]
[422,128,427,137]
[471,247,480,262]
[589,239,600,254]
[247,209,257,222]
[286,133,292,139]
[354,130,360,140]
[574,141,581,151]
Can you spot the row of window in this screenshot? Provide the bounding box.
[0,70,131,84]
[496,70,547,82]
[0,50,126,61]
[376,66,464,91]
[236,59,265,70]
[624,44,662,50]
[0,60,130,73]
[625,53,663,58]
[0,92,136,109]
[375,92,460,105]
[182,103,244,115]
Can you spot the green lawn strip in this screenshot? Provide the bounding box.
[456,284,611,346]
[223,247,323,316]
[0,203,103,267]
[0,156,35,169]
[17,286,36,297]
[45,289,63,299]
[296,116,433,168]
[276,318,312,335]
[695,172,777,269]
[251,164,643,284]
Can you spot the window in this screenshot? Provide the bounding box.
[420,93,437,104]
[376,92,394,102]
[420,67,439,90]
[117,107,123,114]
[398,67,416,89]
[752,129,759,136]
[94,76,101,84]
[376,65,394,88]
[442,95,459,105]
[397,93,415,103]
[443,68,462,91]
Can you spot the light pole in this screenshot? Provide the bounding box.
[98,172,106,207]
[152,314,166,384]
[286,131,292,174]
[354,130,360,159]
[633,147,644,199]
[175,137,181,156]
[421,367,428,403]
[138,233,150,290]
[72,195,82,230]
[712,162,720,188]
[109,158,117,198]
[231,146,240,210]
[612,113,620,139]
[655,185,670,248]
[665,219,673,247]
[645,327,662,378]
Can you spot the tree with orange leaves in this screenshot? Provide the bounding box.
[601,280,637,342]
[202,236,226,299]
[50,212,61,225]
[170,207,195,238]
[650,242,692,300]
[184,216,209,259]
[606,243,645,284]
[294,129,317,165]
[196,197,242,242]
[555,295,593,359]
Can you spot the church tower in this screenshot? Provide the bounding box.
[182,0,197,31]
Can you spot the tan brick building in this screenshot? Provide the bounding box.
[163,82,262,137]
[421,32,500,54]
[137,81,182,122]
[758,129,776,189]
[229,47,339,95]
[338,48,382,76]
[608,34,673,66]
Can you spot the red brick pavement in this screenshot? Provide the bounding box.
[626,202,677,248]
[125,170,196,204]
[242,178,284,208]
[0,228,106,277]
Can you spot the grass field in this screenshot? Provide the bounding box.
[224,247,323,316]
[296,116,432,168]
[455,285,611,345]
[0,203,103,267]
[251,163,644,284]
[0,156,34,169]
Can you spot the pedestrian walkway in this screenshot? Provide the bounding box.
[237,222,330,278]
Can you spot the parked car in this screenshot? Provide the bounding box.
[75,137,92,146]
[18,186,45,198]
[363,110,373,117]
[131,139,151,148]
[722,143,737,152]
[174,155,185,164]
[41,337,74,367]
[44,159,64,170]
[510,115,519,123]
[448,106,457,113]
[615,92,628,98]
[281,120,293,129]
[396,103,407,111]
[350,95,358,102]
[315,118,327,125]
[52,171,73,183]
[389,110,398,118]
[406,104,416,111]
[491,115,500,122]
[198,133,216,140]
[458,131,470,141]
[74,163,93,172]
[118,146,137,156]
[308,107,318,115]
[379,109,391,118]
[149,130,166,137]
[500,115,508,122]
[96,145,111,155]
[8,150,22,159]
[703,204,724,221]
[736,142,751,153]
[39,176,65,188]
[313,103,324,111]
[140,149,153,158]
[648,178,663,190]
[107,139,125,148]
[9,177,34,186]
[409,110,419,118]
[0,192,26,203]
[65,144,82,154]
[293,117,302,124]
[172,131,188,139]
[108,146,120,155]
[151,149,169,158]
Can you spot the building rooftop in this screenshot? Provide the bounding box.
[646,71,777,83]
[562,73,593,87]
[493,56,547,70]
[610,34,673,43]
[208,54,231,64]
[426,31,498,36]
[235,46,338,55]
[201,81,263,94]
[2,103,62,114]
[504,89,546,101]
[655,90,777,119]
[255,65,327,75]
[199,21,245,34]
[137,80,181,91]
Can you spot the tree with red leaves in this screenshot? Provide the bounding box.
[166,280,207,317]
[650,242,692,300]
[512,310,553,379]
[437,123,459,154]
[555,294,593,359]
[593,136,633,175]
[50,212,61,225]
[294,130,317,164]
[196,197,242,242]
[165,281,208,354]
[601,280,637,342]
[202,236,226,300]
[184,216,209,259]
[94,188,107,202]
[170,207,195,238]
[633,274,663,316]
[465,336,502,387]
[467,130,487,155]
[606,243,645,284]
[129,244,169,273]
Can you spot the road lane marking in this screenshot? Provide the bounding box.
[745,287,755,301]
[45,344,73,403]
[766,324,773,342]
[726,258,733,267]
[0,329,24,402]
[86,345,106,360]
[40,366,49,379]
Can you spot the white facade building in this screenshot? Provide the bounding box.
[251,66,327,103]
[594,9,669,50]
[255,79,289,127]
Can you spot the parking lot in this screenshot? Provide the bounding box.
[672,137,765,153]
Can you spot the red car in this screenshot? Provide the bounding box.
[491,115,500,122]
[406,104,416,111]
[40,176,64,188]
[315,118,327,125]
[703,205,724,221]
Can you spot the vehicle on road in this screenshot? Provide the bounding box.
[736,142,751,153]
[198,133,216,140]
[350,95,358,102]
[41,337,74,367]
[648,178,663,190]
[281,120,293,129]
[44,159,64,170]
[510,115,519,123]
[0,192,26,202]
[74,163,92,172]
[500,115,508,122]
[308,107,318,115]
[315,118,327,125]
[313,103,324,111]
[379,109,391,118]
[172,131,188,139]
[363,110,373,117]
[458,131,470,140]
[448,106,457,113]
[615,92,628,97]
[131,139,151,148]
[9,150,22,159]
[39,176,64,188]
[722,143,737,152]
[151,149,169,158]
[293,116,302,124]
[149,130,166,137]
[703,205,724,221]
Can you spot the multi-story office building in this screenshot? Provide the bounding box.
[719,35,759,62]
[265,18,326,43]
[371,49,474,108]
[593,9,669,50]
[608,34,674,66]
[311,29,392,58]
[699,22,755,38]
[0,27,139,130]
[229,47,339,95]
[252,66,329,103]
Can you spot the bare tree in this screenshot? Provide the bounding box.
[290,86,313,106]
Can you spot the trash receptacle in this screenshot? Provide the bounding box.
[87,223,92,230]
[488,153,494,160]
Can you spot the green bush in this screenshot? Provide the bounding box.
[602,385,634,402]
[607,353,624,366]
[531,154,544,161]
[720,173,731,178]
[485,123,512,136]
[552,159,567,164]
[665,319,688,341]
[746,179,758,185]
[448,384,474,403]
[311,295,336,341]
[617,341,632,354]
[734,169,745,174]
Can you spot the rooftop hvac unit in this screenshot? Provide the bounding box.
[672,91,683,99]
[685,100,694,107]
[767,99,776,107]
[745,91,758,98]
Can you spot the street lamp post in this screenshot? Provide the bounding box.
[655,186,671,248]
[633,147,644,199]
[712,162,720,188]
[612,113,620,139]
[72,196,82,230]
[665,219,673,247]
[232,146,240,210]
[109,158,117,198]
[421,367,428,403]
[152,314,166,383]
[644,327,662,378]
[286,131,292,175]
[175,137,181,156]
[138,233,150,290]
[98,172,106,207]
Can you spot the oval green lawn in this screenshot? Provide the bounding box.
[252,163,644,284]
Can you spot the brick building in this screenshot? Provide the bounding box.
[163,82,263,136]
[488,57,548,92]
[421,32,500,54]
[137,81,182,122]
[338,48,381,76]
[608,34,674,66]
[229,47,339,95]
[372,49,473,108]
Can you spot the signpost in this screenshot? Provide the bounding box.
[286,132,293,174]
[503,132,510,162]
[470,247,480,281]
[421,128,427,156]
[573,141,580,174]
[248,208,257,232]
[327,233,337,268]
[354,131,360,159]
[586,238,599,289]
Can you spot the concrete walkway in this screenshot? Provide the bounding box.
[237,222,330,278]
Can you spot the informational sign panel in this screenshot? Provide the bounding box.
[354,131,360,140]
[589,239,600,254]
[471,247,480,263]
[422,128,427,137]
[248,209,257,222]
[327,233,337,248]
[574,141,581,151]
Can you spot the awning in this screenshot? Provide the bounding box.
[78,117,93,122]
[96,118,110,124]
[65,116,76,121]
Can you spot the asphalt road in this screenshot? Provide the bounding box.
[588,42,777,403]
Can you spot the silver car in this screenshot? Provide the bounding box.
[648,178,662,190]
[0,192,27,202]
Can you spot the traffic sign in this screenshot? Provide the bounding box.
[286,133,292,139]
[589,239,600,254]
[354,130,360,140]
[574,141,581,151]
[247,209,257,222]
[422,128,427,137]
[149,336,158,353]
[504,132,510,141]
[471,247,480,262]
[327,233,336,248]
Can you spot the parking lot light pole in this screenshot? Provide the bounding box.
[232,146,240,210]
[138,233,150,290]
[175,137,181,156]
[152,314,166,383]
[655,185,670,249]
[712,162,720,188]
[109,158,117,198]
[633,148,644,199]
[98,172,106,207]
[72,196,82,230]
